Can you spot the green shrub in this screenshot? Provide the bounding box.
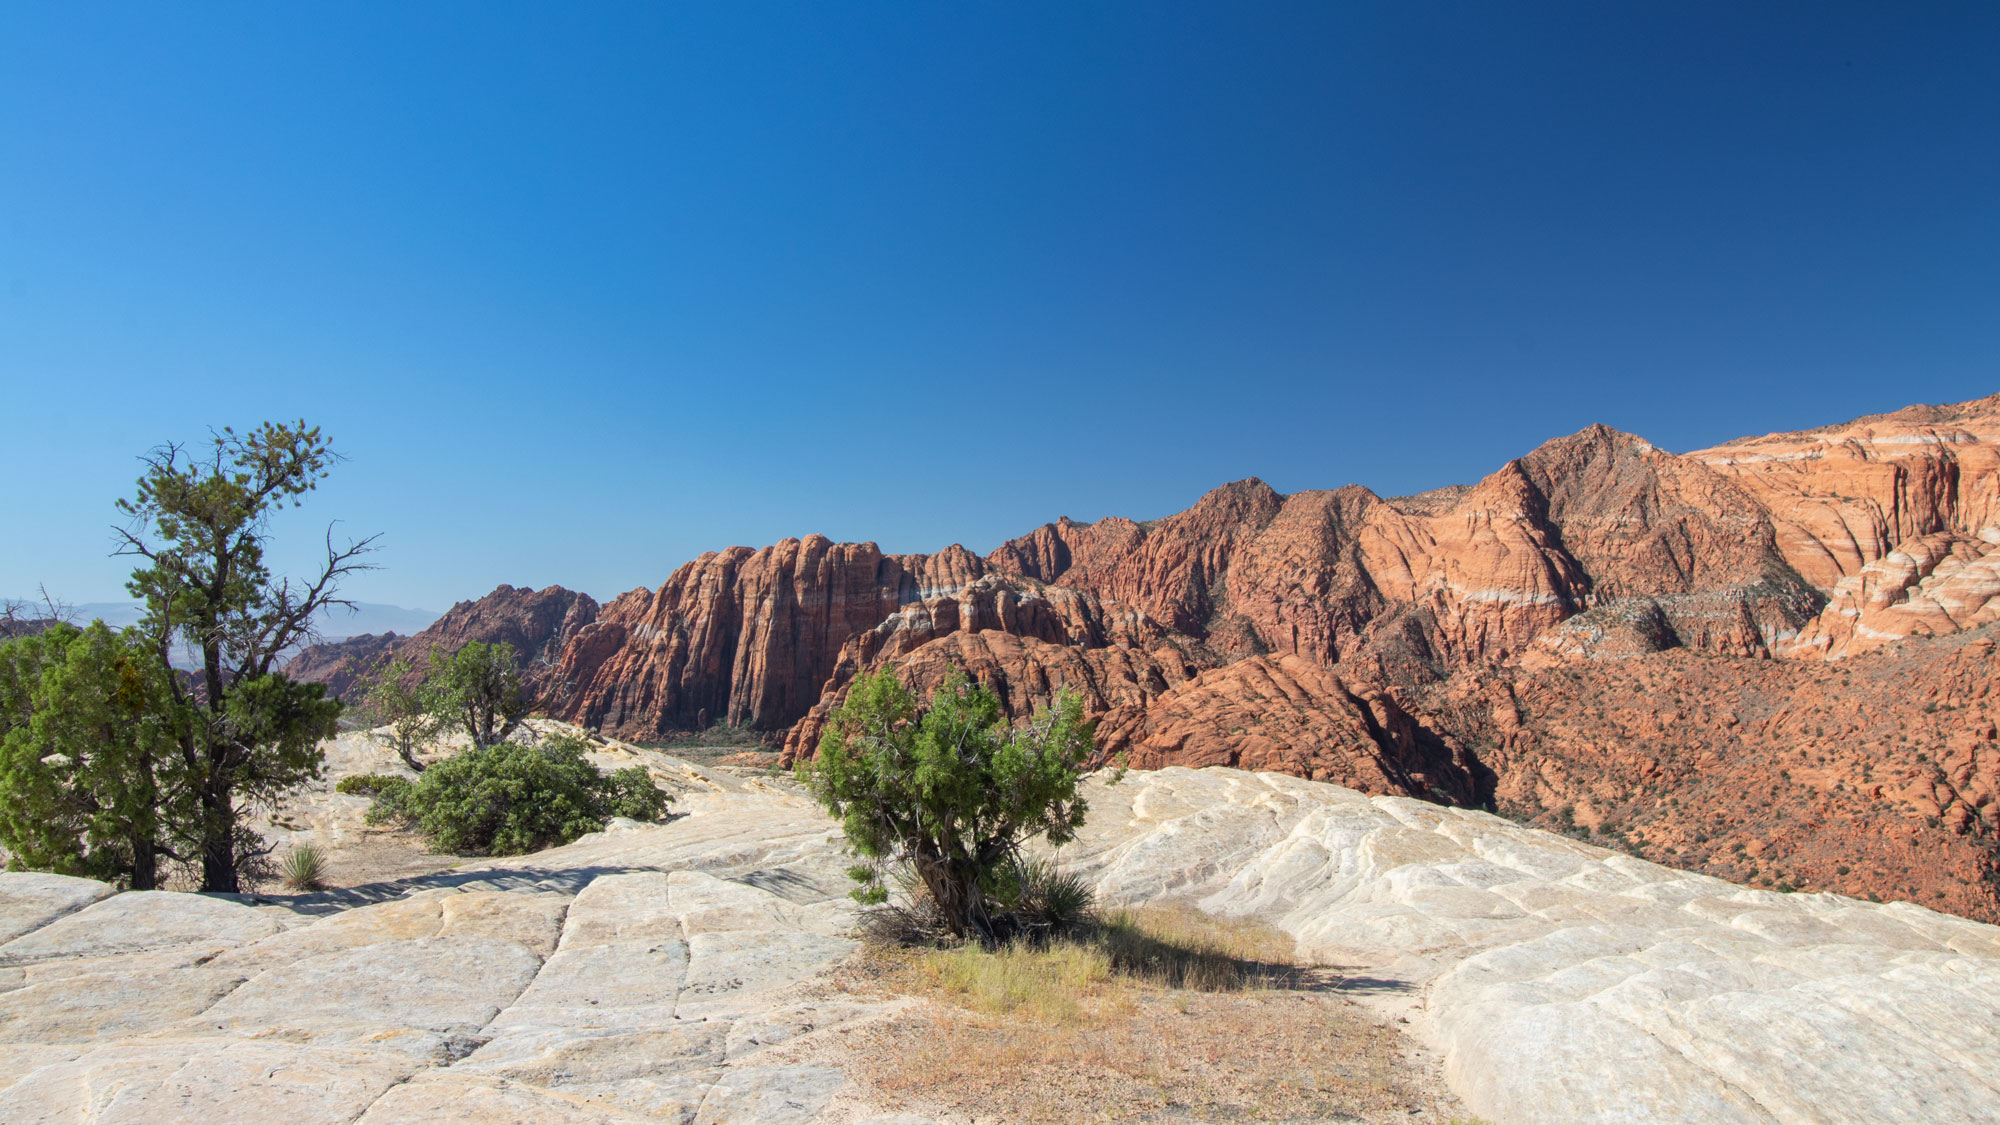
[364,732,671,855]
[799,665,1093,943]
[360,776,415,823]
[602,765,672,821]
[337,773,407,796]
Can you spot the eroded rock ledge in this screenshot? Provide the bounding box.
[3,761,1997,1123]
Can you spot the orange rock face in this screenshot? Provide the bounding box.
[1689,392,2000,655]
[368,393,2000,919]
[1422,628,2000,921]
[1096,655,1487,806]
[542,537,987,740]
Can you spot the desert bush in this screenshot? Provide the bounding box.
[280,841,328,891]
[799,665,1093,943]
[0,620,187,890]
[865,855,1099,948]
[364,731,670,855]
[602,765,672,821]
[336,773,406,796]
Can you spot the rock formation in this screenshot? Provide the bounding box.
[291,394,2000,919]
[1422,624,2000,920]
[1688,392,2000,654]
[542,540,985,740]
[283,631,403,698]
[284,584,599,699]
[1064,766,2000,1125]
[5,752,1999,1123]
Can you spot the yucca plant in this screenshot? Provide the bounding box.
[280,841,329,891]
[1006,856,1097,937]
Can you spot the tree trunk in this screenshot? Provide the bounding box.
[199,785,237,893]
[130,835,157,891]
[914,850,993,945]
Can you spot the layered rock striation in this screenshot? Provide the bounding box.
[6,760,1999,1123]
[1063,766,2000,1125]
[288,394,2000,917]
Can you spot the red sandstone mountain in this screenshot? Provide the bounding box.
[287,584,598,700]
[291,393,2000,918]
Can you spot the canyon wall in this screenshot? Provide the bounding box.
[286,393,2000,918]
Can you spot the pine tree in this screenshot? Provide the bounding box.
[117,421,369,892]
[0,621,188,889]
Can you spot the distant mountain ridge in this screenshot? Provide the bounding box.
[44,600,442,641]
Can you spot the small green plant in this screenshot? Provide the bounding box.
[280,841,328,891]
[363,731,671,855]
[1002,856,1097,936]
[336,773,406,796]
[1103,749,1130,786]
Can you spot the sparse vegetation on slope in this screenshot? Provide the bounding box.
[833,903,1461,1122]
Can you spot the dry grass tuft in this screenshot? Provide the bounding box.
[832,901,1463,1122]
[1097,902,1307,991]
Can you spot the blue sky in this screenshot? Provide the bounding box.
[3,3,1995,610]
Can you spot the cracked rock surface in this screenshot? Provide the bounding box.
[0,758,891,1125]
[5,752,2000,1123]
[1063,766,2000,1125]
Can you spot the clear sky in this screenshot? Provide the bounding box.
[3,3,1995,611]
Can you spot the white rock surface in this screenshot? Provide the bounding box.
[0,874,112,946]
[4,753,1998,1123]
[0,757,896,1125]
[1061,767,2000,1125]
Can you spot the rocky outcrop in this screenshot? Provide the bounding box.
[1094,655,1489,805]
[415,584,601,672]
[282,632,404,699]
[1789,528,2000,657]
[283,585,599,700]
[543,538,985,741]
[1690,391,2000,653]
[1419,624,2000,921]
[1064,766,2000,1125]
[979,426,1827,680]
[8,760,2000,1124]
[0,764,878,1125]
